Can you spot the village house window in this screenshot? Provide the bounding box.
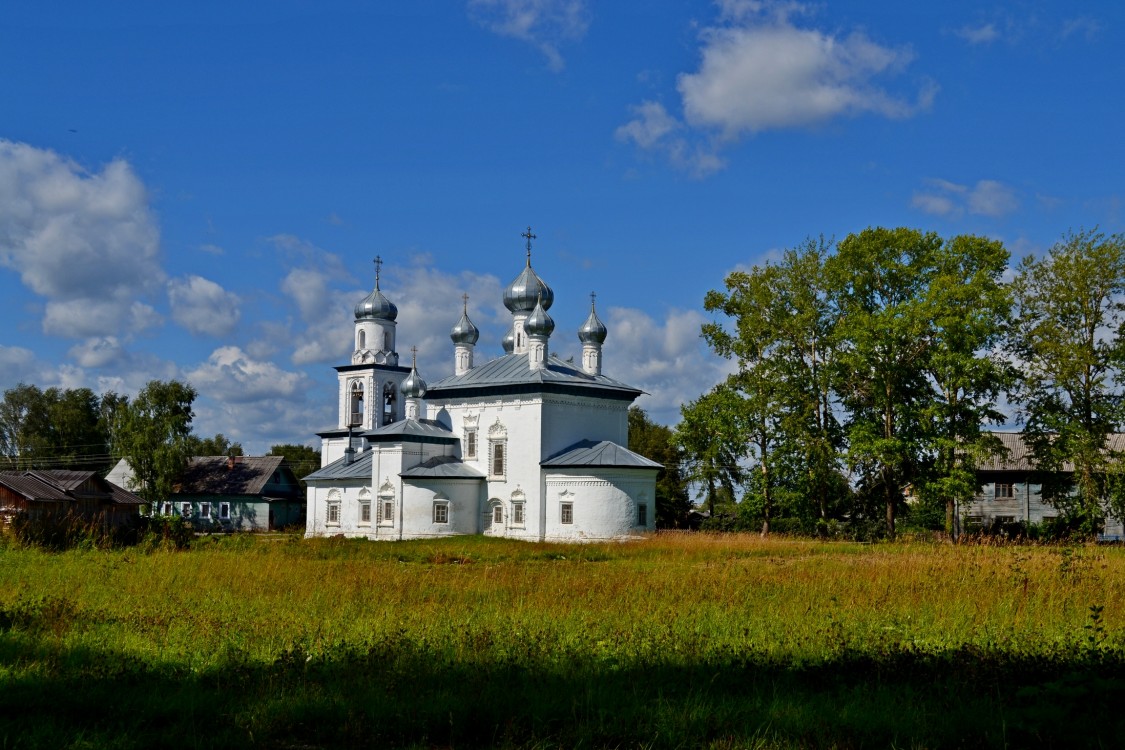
[561,502,573,525]
[200,502,211,520]
[465,429,477,459]
[433,501,449,524]
[637,504,648,527]
[512,502,525,526]
[161,502,172,516]
[181,502,192,517]
[219,502,230,521]
[994,483,1014,499]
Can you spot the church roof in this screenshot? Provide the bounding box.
[541,440,662,470]
[400,455,485,479]
[426,353,642,401]
[304,448,374,482]
[362,418,458,445]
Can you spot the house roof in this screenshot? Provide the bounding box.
[978,431,1125,472]
[541,440,662,470]
[305,448,375,482]
[176,456,293,496]
[426,352,642,401]
[0,470,145,505]
[400,455,485,479]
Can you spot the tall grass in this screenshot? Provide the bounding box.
[2,533,1123,748]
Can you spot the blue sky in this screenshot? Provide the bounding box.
[2,0,1123,453]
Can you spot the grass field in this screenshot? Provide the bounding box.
[1,532,1123,749]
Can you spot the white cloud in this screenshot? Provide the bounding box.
[199,243,224,255]
[186,346,309,405]
[912,178,1020,219]
[0,345,42,389]
[955,23,999,45]
[468,0,589,71]
[0,139,164,338]
[617,3,934,175]
[1060,16,1101,41]
[602,306,729,425]
[67,336,126,369]
[168,275,242,337]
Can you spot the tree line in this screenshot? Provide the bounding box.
[0,380,320,504]
[673,226,1125,539]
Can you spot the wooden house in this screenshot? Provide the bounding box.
[0,470,145,529]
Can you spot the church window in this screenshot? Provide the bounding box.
[358,330,366,350]
[490,442,505,479]
[637,504,647,527]
[465,429,477,459]
[512,502,525,526]
[327,502,340,525]
[383,383,397,426]
[359,501,371,525]
[493,504,503,525]
[378,486,395,526]
[560,502,573,525]
[350,382,364,427]
[433,501,449,524]
[383,331,392,351]
[219,502,231,521]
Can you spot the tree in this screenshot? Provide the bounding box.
[627,406,691,528]
[917,234,1012,540]
[0,384,113,472]
[186,433,244,457]
[675,384,747,518]
[1007,228,1125,526]
[269,443,322,490]
[113,380,197,505]
[0,384,52,470]
[828,227,943,539]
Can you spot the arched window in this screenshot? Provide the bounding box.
[383,331,392,351]
[326,489,342,526]
[488,419,507,480]
[378,482,395,526]
[349,382,364,426]
[358,329,366,350]
[383,382,397,425]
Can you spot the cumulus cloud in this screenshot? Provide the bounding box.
[168,275,242,337]
[186,346,310,405]
[912,178,1020,219]
[0,139,164,337]
[601,306,730,425]
[0,344,43,389]
[468,0,589,71]
[617,3,934,175]
[67,336,127,369]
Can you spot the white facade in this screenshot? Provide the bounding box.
[305,249,659,542]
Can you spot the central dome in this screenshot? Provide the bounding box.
[503,236,553,313]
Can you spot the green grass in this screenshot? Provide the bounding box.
[2,532,1124,748]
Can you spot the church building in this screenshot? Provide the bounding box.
[304,232,660,541]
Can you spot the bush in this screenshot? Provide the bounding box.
[138,515,194,551]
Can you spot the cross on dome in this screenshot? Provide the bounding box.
[521,226,536,266]
[374,256,383,289]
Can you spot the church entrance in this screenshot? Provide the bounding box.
[484,498,503,536]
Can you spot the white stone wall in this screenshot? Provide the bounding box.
[542,469,656,541]
[540,395,629,458]
[400,479,482,539]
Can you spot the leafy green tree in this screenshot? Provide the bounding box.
[269,443,322,490]
[0,384,52,470]
[0,384,113,471]
[675,384,747,518]
[186,433,244,457]
[113,380,197,505]
[828,227,943,540]
[627,406,691,528]
[917,234,1012,540]
[1007,228,1125,526]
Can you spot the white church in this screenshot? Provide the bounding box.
[304,232,660,542]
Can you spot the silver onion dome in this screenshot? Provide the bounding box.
[578,293,608,344]
[525,296,555,337]
[401,354,427,399]
[503,228,554,313]
[355,257,398,321]
[502,326,515,353]
[450,297,479,346]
